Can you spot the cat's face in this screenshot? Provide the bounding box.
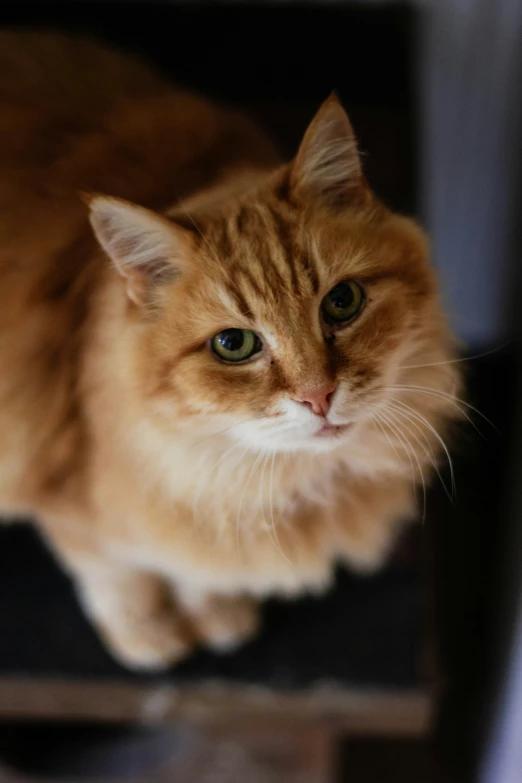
[90,97,457,455]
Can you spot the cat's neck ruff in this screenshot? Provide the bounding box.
[125,409,410,526]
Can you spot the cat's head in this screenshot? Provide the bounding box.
[89,96,459,455]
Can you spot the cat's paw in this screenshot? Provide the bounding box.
[185,594,260,653]
[99,610,193,671]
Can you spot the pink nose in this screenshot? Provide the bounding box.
[294,383,337,417]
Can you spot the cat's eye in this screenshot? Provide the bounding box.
[321,280,365,326]
[210,328,262,363]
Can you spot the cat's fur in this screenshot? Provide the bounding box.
[0,31,460,668]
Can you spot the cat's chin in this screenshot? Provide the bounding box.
[235,424,354,455]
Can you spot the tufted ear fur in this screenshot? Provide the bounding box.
[88,195,190,305]
[290,95,363,208]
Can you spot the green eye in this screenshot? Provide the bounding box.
[210,328,262,363]
[321,280,364,325]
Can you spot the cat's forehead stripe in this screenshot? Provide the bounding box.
[265,202,320,295]
[224,201,320,301]
[231,262,265,299]
[224,277,255,320]
[268,206,300,294]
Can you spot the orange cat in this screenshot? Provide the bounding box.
[0,31,460,668]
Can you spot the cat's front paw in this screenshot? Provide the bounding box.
[100,608,194,671]
[182,594,260,653]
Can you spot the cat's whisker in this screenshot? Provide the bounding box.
[258,450,281,561]
[369,410,415,492]
[235,448,264,559]
[387,384,495,435]
[382,401,441,474]
[387,397,456,501]
[248,449,291,565]
[268,450,291,564]
[191,440,248,528]
[398,341,510,370]
[370,409,419,506]
[372,408,412,471]
[372,408,415,480]
[379,401,453,503]
[373,407,427,524]
[258,449,270,522]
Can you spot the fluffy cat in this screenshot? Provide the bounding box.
[0,31,460,669]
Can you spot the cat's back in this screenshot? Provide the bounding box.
[0,30,166,116]
[0,30,277,206]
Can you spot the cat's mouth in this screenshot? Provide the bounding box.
[315,422,352,438]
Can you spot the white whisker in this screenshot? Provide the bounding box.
[268,451,291,564]
[388,397,456,501]
[235,449,264,559]
[380,401,453,503]
[399,342,509,370]
[374,406,427,523]
[370,410,415,493]
[191,440,247,527]
[387,384,496,434]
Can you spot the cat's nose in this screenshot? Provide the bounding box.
[294,382,337,417]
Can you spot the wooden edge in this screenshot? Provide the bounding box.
[0,678,434,737]
[202,723,337,783]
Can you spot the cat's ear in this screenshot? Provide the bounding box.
[88,195,189,306]
[290,95,363,208]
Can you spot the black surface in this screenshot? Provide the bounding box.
[0,523,421,687]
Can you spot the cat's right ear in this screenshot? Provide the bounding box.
[88,195,190,306]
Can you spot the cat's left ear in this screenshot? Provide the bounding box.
[290,95,364,208]
[88,195,190,306]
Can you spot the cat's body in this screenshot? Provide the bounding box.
[0,31,459,668]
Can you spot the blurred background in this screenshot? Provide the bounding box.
[0,1,520,781]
